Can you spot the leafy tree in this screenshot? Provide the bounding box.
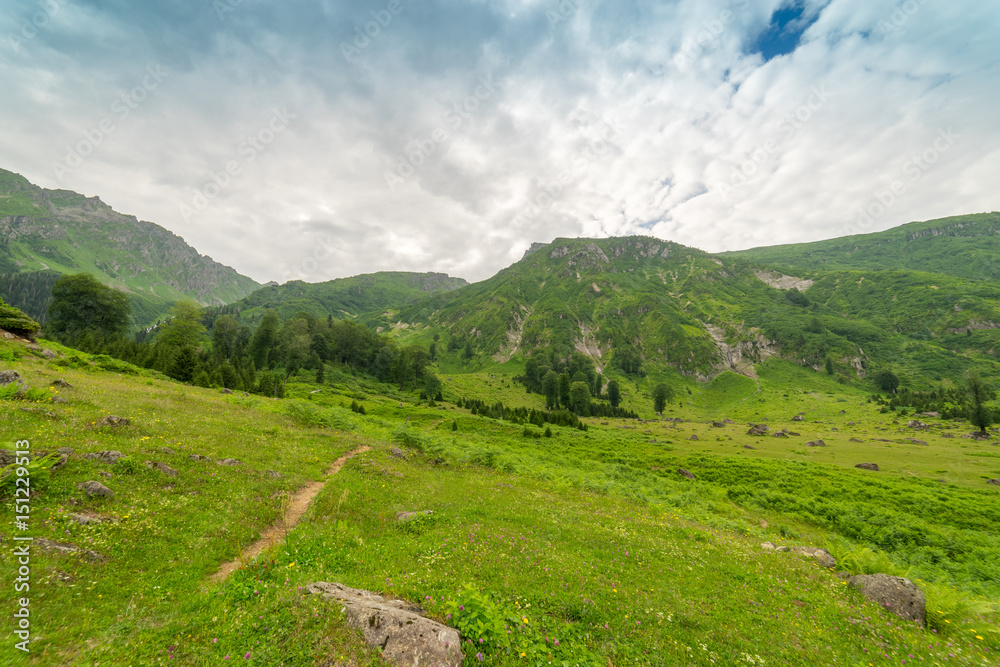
[652,383,673,413]
[249,309,280,368]
[451,419,457,431]
[569,381,591,415]
[424,372,443,400]
[593,373,603,397]
[542,370,560,409]
[158,300,207,349]
[965,371,995,435]
[211,314,239,360]
[278,318,312,379]
[825,357,834,375]
[0,297,40,337]
[874,369,900,393]
[47,273,130,342]
[558,373,571,409]
[462,339,474,361]
[607,379,621,408]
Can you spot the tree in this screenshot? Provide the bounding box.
[593,373,603,397]
[462,340,474,361]
[965,370,995,435]
[169,346,198,382]
[607,379,621,408]
[47,273,131,342]
[874,369,900,393]
[211,315,239,361]
[558,373,571,409]
[424,372,443,400]
[0,298,41,337]
[542,370,560,409]
[278,318,312,379]
[652,383,673,413]
[569,381,591,415]
[158,300,207,349]
[249,309,280,368]
[824,357,834,375]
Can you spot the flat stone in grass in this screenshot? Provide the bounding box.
[855,463,879,471]
[849,574,926,626]
[0,369,22,386]
[57,447,74,455]
[747,423,769,436]
[98,415,130,427]
[77,480,114,498]
[306,582,462,667]
[51,378,72,388]
[217,458,242,466]
[987,479,1000,486]
[688,434,699,441]
[806,440,826,447]
[35,538,104,562]
[145,461,178,477]
[788,546,837,568]
[189,454,212,462]
[396,510,434,522]
[743,444,756,449]
[389,447,407,460]
[83,450,124,464]
[677,468,696,480]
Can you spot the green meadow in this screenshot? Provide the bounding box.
[1,339,999,666]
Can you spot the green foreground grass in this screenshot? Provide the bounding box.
[1,340,998,665]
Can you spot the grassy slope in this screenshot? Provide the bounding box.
[721,212,1000,281]
[1,341,998,665]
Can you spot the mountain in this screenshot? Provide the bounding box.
[721,212,1000,281]
[0,168,260,326]
[207,271,469,325]
[390,228,1000,387]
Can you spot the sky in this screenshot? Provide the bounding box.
[1,0,998,285]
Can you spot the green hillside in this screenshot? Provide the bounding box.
[207,271,469,325]
[722,212,1000,280]
[0,168,261,326]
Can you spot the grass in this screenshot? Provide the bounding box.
[1,338,998,665]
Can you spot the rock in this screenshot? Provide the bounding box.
[222,388,234,394]
[52,395,67,404]
[849,438,864,443]
[217,458,242,466]
[50,454,68,470]
[761,541,775,550]
[723,418,734,424]
[83,450,124,464]
[773,431,788,438]
[775,545,789,552]
[839,410,847,414]
[743,444,756,449]
[847,421,856,426]
[906,438,928,446]
[855,463,879,471]
[189,454,212,462]
[306,582,463,667]
[389,447,407,460]
[747,424,770,436]
[70,513,115,526]
[791,414,804,422]
[57,447,74,455]
[25,343,41,351]
[806,440,826,447]
[907,420,927,429]
[98,471,112,480]
[760,520,769,528]
[0,369,22,386]
[711,421,726,428]
[789,546,837,568]
[265,470,282,478]
[146,461,178,477]
[677,468,696,480]
[160,447,176,455]
[35,538,104,562]
[396,510,434,522]
[848,574,926,625]
[0,449,16,466]
[51,379,72,388]
[77,480,114,498]
[40,349,57,359]
[920,412,940,418]
[688,435,699,441]
[98,415,130,427]
[987,479,1000,486]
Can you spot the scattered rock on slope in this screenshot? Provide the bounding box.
[306,582,462,667]
[747,424,769,436]
[390,447,407,460]
[83,450,124,464]
[145,461,178,477]
[677,468,696,480]
[855,463,879,471]
[849,574,926,626]
[806,440,826,447]
[77,480,114,498]
[987,479,1000,486]
[788,546,837,568]
[98,415,130,427]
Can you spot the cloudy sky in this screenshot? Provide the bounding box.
[2,0,998,284]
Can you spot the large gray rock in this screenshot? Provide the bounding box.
[806,440,826,447]
[146,461,178,477]
[83,450,124,464]
[77,480,114,499]
[747,423,770,436]
[35,538,104,562]
[306,582,463,667]
[217,458,242,466]
[677,468,696,480]
[0,370,22,386]
[98,415,130,427]
[390,447,407,460]
[987,479,1000,486]
[849,574,926,625]
[855,462,879,471]
[788,546,837,568]
[0,449,16,466]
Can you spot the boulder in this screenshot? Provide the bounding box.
[987,479,1000,486]
[222,388,234,394]
[306,582,462,667]
[98,415,130,427]
[83,450,124,464]
[146,461,178,477]
[849,574,925,625]
[789,546,837,568]
[396,510,434,522]
[40,349,57,359]
[56,447,74,456]
[0,449,16,466]
[0,370,22,386]
[35,538,104,562]
[711,421,725,428]
[51,379,72,388]
[849,438,863,443]
[773,431,788,438]
[265,470,283,479]
[743,444,756,450]
[77,480,114,498]
[217,458,242,466]
[389,447,407,460]
[50,454,68,470]
[160,447,177,455]
[747,424,769,436]
[677,468,696,480]
[688,435,699,441]
[791,414,804,422]
[189,454,212,462]
[907,420,927,429]
[806,440,826,447]
[855,463,879,471]
[760,541,775,550]
[906,438,928,446]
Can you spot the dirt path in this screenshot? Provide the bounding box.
[210,445,370,582]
